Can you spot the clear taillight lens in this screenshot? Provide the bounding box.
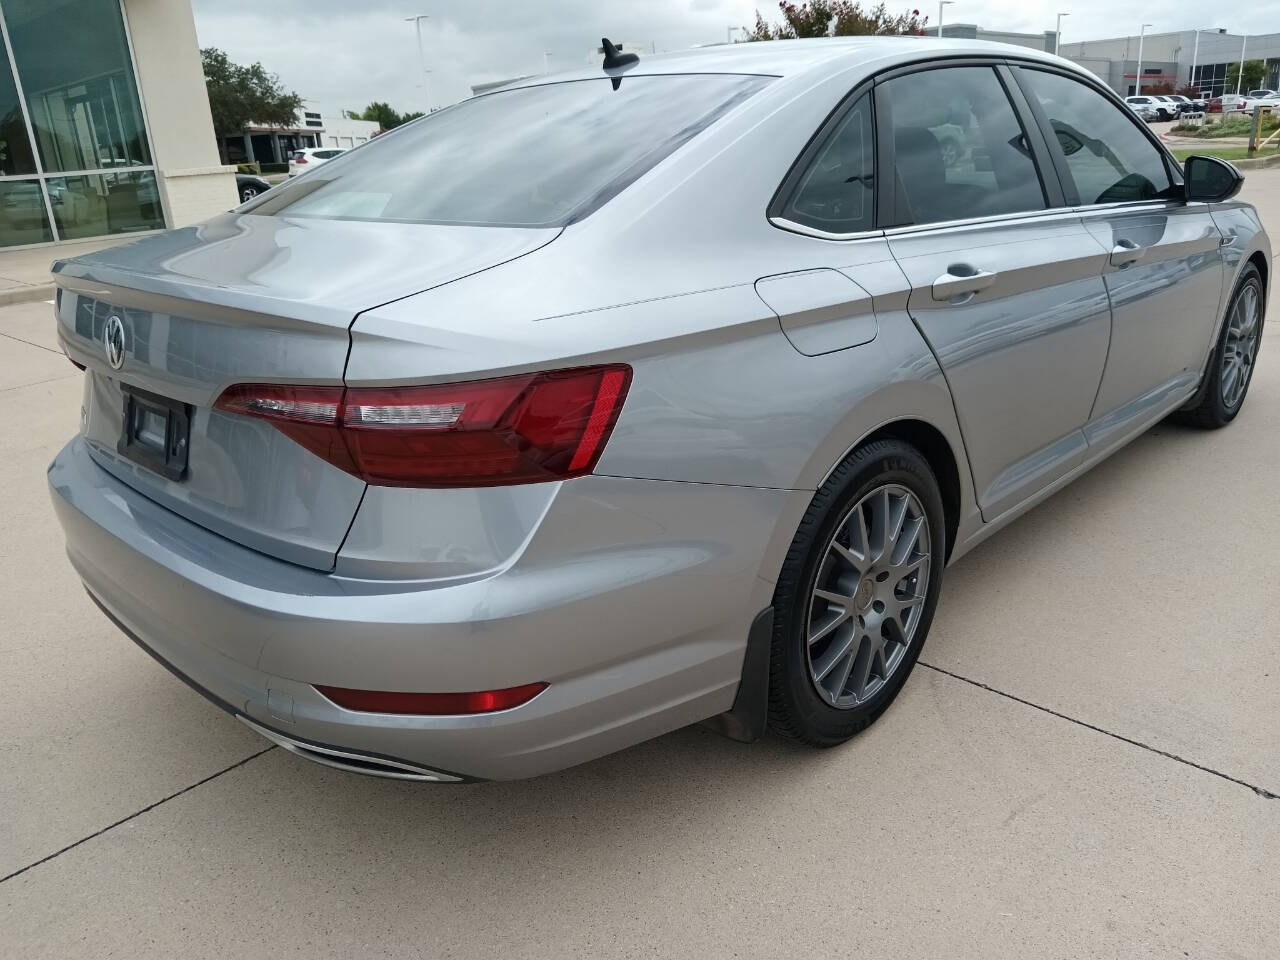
[213,365,631,488]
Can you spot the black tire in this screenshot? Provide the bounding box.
[1179,262,1265,429]
[240,186,260,203]
[768,439,947,746]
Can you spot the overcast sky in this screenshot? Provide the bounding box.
[190,1,1280,118]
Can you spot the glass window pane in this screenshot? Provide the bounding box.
[253,75,772,228]
[1020,69,1176,205]
[0,179,52,245]
[0,53,36,175]
[4,0,152,172]
[780,93,874,234]
[46,170,162,239]
[884,66,1046,226]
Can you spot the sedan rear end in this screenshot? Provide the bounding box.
[48,68,787,781]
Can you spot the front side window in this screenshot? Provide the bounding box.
[777,93,874,234]
[882,66,1046,226]
[253,74,771,228]
[1019,69,1177,205]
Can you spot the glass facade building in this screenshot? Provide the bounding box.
[0,0,164,248]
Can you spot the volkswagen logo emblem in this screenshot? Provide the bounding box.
[104,315,126,370]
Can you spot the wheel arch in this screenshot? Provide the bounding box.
[1246,249,1268,294]
[852,418,962,563]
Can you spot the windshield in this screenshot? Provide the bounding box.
[250,74,772,228]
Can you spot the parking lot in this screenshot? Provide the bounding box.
[2,177,1279,957]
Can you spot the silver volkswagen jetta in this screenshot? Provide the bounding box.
[49,38,1268,781]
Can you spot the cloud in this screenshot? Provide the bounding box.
[192,0,759,117]
[191,0,1280,119]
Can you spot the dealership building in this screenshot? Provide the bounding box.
[940,24,1280,99]
[1060,29,1280,97]
[0,0,235,251]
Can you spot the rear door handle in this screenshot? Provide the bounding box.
[931,266,997,301]
[1110,240,1145,267]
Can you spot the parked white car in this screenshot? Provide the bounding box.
[1244,89,1280,110]
[1123,96,1160,121]
[288,147,346,177]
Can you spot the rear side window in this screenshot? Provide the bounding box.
[253,75,771,227]
[882,66,1046,226]
[777,93,874,234]
[1019,69,1176,205]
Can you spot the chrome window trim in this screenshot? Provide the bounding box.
[1072,198,1190,214]
[769,215,885,242]
[881,204,1083,237]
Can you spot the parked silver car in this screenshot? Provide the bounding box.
[49,38,1268,781]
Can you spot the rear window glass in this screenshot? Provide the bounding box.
[251,74,771,227]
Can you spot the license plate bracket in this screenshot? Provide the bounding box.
[117,384,191,481]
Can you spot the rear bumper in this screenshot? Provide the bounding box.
[49,436,801,780]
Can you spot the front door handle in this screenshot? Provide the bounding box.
[931,266,997,301]
[1110,239,1145,267]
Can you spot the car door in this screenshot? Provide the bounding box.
[877,62,1112,520]
[1012,66,1225,432]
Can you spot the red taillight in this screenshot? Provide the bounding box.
[213,364,631,488]
[295,156,308,164]
[315,682,548,715]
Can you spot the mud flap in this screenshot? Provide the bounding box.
[700,606,773,743]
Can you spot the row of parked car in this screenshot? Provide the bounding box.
[234,148,349,203]
[1124,89,1280,122]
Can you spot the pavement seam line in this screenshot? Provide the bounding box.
[918,661,1279,800]
[0,745,277,885]
[0,373,78,393]
[0,329,61,355]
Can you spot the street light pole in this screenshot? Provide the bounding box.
[937,1,954,38]
[1055,13,1068,56]
[405,15,430,112]
[1135,23,1151,96]
[1237,35,1248,95]
[1191,29,1200,94]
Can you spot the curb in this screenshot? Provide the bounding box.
[0,283,54,306]
[1235,153,1280,169]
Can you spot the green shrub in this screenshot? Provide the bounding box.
[258,162,289,174]
[1171,113,1277,138]
[236,162,261,175]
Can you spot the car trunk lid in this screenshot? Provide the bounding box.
[55,213,559,571]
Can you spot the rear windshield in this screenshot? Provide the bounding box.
[250,74,771,228]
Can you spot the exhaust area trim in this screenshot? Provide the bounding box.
[236,715,463,783]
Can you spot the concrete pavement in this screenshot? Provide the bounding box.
[0,236,135,306]
[2,175,1279,957]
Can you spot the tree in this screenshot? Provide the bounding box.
[202,48,303,163]
[342,102,426,132]
[1225,59,1267,94]
[743,1,928,40]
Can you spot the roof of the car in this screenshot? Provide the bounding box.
[495,36,1071,90]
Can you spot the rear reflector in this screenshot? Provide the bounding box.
[315,682,548,715]
[214,365,631,488]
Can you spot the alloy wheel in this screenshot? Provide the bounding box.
[806,484,931,709]
[1222,281,1261,409]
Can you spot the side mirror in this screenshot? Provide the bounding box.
[1184,155,1244,203]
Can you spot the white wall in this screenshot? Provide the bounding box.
[123,0,236,227]
[320,117,380,149]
